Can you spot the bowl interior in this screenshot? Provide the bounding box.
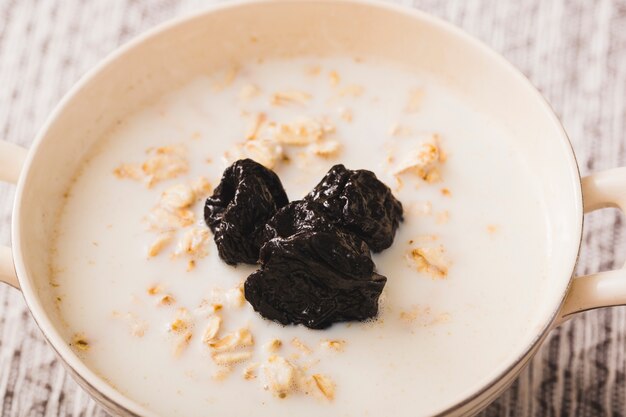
[14,1,581,415]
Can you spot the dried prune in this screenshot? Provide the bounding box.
[208,160,400,328]
[245,229,386,329]
[259,200,333,245]
[204,159,288,265]
[305,164,403,252]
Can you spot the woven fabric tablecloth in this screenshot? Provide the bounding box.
[1,1,625,416]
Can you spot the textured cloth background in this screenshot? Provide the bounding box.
[0,0,625,416]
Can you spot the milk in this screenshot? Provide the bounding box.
[51,57,549,416]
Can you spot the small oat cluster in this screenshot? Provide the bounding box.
[113,143,213,270]
[401,234,451,280]
[259,355,336,401]
[114,145,189,188]
[377,90,454,281]
[386,120,450,291]
[169,307,194,357]
[383,87,447,187]
[252,338,342,401]
[206,326,341,401]
[227,110,341,170]
[207,327,254,367]
[387,133,446,186]
[145,282,246,359]
[393,134,446,184]
[143,281,342,402]
[407,245,451,279]
[403,216,452,280]
[144,175,212,269]
[395,136,451,281]
[225,67,373,171]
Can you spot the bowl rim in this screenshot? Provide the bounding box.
[11,0,584,416]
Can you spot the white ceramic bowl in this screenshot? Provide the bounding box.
[1,1,626,416]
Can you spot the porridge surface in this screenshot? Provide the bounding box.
[51,57,549,417]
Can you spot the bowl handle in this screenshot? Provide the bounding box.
[558,168,626,324]
[0,140,28,290]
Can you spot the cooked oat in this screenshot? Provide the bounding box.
[407,245,450,279]
[159,295,176,306]
[212,66,240,91]
[211,351,253,366]
[394,135,444,183]
[71,334,90,351]
[291,338,312,355]
[210,328,254,352]
[202,316,222,345]
[243,362,260,380]
[147,233,174,257]
[312,374,335,400]
[265,339,283,353]
[272,117,334,146]
[270,90,312,106]
[246,113,267,141]
[310,140,341,158]
[174,332,193,357]
[114,145,188,188]
[225,285,245,308]
[320,339,346,352]
[262,355,297,398]
[174,227,210,259]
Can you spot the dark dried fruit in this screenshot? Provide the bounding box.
[259,200,333,244]
[244,229,386,329]
[204,159,288,265]
[305,164,403,252]
[207,160,400,329]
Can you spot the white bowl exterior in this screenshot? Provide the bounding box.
[11,1,583,416]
